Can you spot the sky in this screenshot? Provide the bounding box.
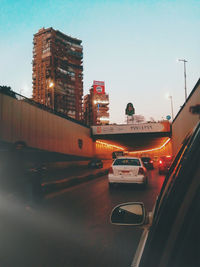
[0,0,200,124]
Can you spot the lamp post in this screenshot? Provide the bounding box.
[168,95,174,121]
[178,59,188,101]
[165,93,174,121]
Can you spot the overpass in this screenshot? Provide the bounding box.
[91,121,171,152]
[0,91,172,163]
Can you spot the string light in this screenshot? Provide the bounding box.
[96,140,125,151]
[129,138,171,154]
[96,138,171,154]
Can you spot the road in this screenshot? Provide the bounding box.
[0,169,165,267]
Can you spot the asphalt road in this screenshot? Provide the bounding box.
[0,169,165,267]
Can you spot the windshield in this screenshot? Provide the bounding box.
[1,1,199,266]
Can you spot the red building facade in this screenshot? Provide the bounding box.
[83,81,109,126]
[32,27,83,121]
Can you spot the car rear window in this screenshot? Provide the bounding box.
[142,157,150,162]
[113,158,141,166]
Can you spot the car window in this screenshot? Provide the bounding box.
[139,122,200,267]
[113,158,141,166]
[141,158,150,162]
[155,122,200,219]
[161,168,200,267]
[166,184,200,267]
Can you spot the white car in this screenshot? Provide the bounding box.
[108,157,148,188]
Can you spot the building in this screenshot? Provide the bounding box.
[83,93,93,126]
[32,27,83,121]
[83,81,109,126]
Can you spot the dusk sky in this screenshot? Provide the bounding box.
[1,0,200,124]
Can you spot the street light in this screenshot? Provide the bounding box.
[49,81,54,110]
[168,95,174,121]
[165,93,174,121]
[178,59,188,102]
[49,82,54,88]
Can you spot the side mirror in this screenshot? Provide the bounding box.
[110,202,146,226]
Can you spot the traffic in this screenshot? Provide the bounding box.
[0,86,200,267]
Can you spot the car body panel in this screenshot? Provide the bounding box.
[108,174,147,184]
[131,228,149,267]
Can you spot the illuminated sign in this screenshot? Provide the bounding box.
[93,81,105,94]
[92,122,170,135]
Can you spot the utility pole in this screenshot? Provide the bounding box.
[169,96,174,121]
[178,59,188,102]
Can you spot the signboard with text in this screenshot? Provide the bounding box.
[93,81,105,94]
[92,122,171,135]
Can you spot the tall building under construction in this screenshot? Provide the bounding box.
[32,27,83,121]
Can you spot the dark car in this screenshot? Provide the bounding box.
[158,155,172,174]
[110,120,200,267]
[141,157,154,170]
[112,151,124,159]
[88,158,103,169]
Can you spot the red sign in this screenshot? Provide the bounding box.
[93,81,105,94]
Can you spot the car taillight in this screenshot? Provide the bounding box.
[138,167,144,175]
[109,167,113,174]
